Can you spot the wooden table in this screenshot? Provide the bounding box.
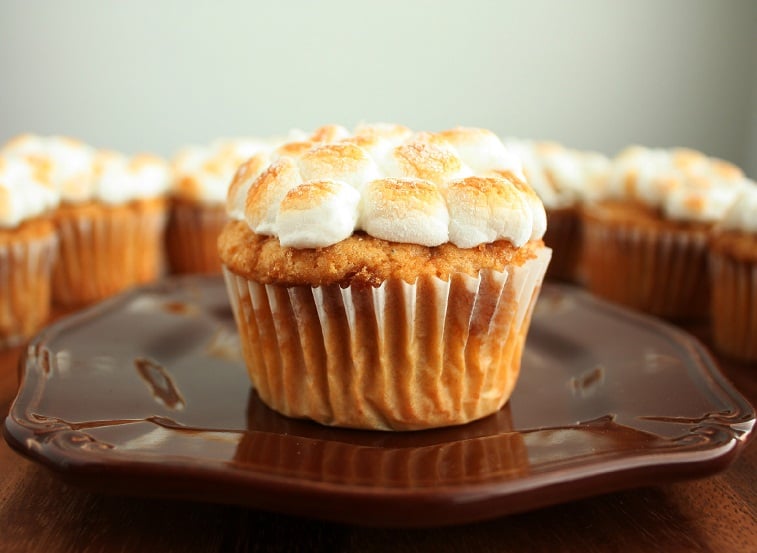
[0,325,755,553]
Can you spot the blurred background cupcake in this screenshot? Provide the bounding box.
[582,147,747,320]
[709,183,757,361]
[503,140,609,282]
[0,155,59,347]
[1,135,171,307]
[167,138,273,274]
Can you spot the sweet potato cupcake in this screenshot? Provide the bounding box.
[168,139,274,274]
[709,183,757,361]
[220,124,551,431]
[504,140,609,281]
[2,135,171,307]
[582,146,746,320]
[0,155,59,347]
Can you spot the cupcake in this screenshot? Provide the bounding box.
[2,135,171,307]
[0,155,59,347]
[503,140,609,282]
[168,139,274,274]
[582,146,746,320]
[220,124,551,431]
[709,183,757,361]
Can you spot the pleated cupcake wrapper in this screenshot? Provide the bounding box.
[223,246,551,431]
[582,215,709,320]
[166,201,227,275]
[709,252,757,361]
[53,206,167,307]
[544,207,581,283]
[0,231,57,348]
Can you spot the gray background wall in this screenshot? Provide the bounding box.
[2,0,756,176]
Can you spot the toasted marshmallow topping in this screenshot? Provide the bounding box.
[0,155,60,228]
[92,151,171,205]
[2,134,169,205]
[390,136,472,184]
[346,124,414,171]
[720,182,757,233]
[503,140,610,209]
[442,128,525,178]
[605,146,745,222]
[244,157,303,235]
[226,153,272,220]
[361,178,450,247]
[299,143,381,190]
[231,125,546,249]
[663,176,749,223]
[445,177,531,248]
[2,134,96,203]
[277,180,360,248]
[172,138,274,204]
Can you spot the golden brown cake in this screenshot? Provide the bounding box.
[709,184,757,361]
[2,136,171,307]
[167,139,273,274]
[220,124,551,431]
[582,146,746,320]
[503,140,609,282]
[0,156,58,347]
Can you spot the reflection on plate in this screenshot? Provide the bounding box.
[4,276,754,527]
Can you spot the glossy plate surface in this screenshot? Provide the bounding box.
[4,276,755,527]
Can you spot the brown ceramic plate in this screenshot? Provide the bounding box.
[4,276,754,527]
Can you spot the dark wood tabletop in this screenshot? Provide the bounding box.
[0,316,755,553]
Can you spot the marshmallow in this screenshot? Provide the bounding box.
[93,151,170,205]
[441,128,525,180]
[446,177,536,248]
[172,138,272,204]
[2,134,171,205]
[513,178,548,241]
[605,146,745,222]
[276,180,360,248]
[720,182,757,233]
[354,123,413,142]
[360,178,449,247]
[309,125,351,143]
[244,157,303,234]
[227,153,272,220]
[503,139,610,208]
[273,141,316,160]
[2,134,96,203]
[298,143,381,191]
[0,155,60,228]
[391,136,472,185]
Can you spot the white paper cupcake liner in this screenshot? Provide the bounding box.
[582,214,709,320]
[223,246,551,431]
[0,229,57,348]
[166,200,227,275]
[709,252,757,361]
[53,203,167,307]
